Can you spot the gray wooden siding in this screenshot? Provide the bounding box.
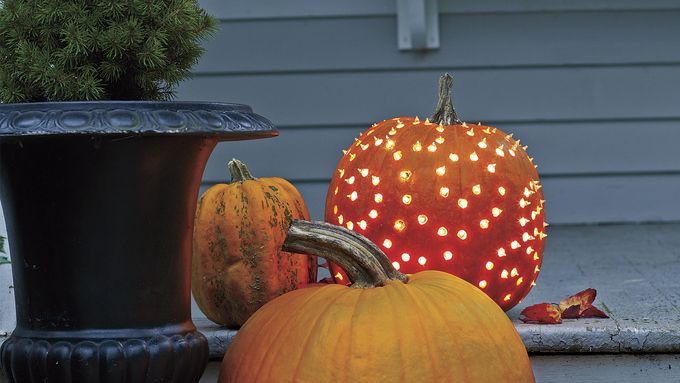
[187,1,680,224]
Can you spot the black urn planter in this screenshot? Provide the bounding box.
[0,102,276,382]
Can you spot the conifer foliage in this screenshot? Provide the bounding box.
[0,0,217,102]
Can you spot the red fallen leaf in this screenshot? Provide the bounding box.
[520,303,562,324]
[560,304,582,319]
[580,305,609,318]
[559,288,596,315]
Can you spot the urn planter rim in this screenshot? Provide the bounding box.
[0,100,278,139]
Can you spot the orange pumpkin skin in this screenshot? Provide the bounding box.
[192,160,316,327]
[325,117,546,311]
[220,270,534,383]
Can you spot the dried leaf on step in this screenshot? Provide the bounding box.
[519,303,562,324]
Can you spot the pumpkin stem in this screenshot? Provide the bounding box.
[228,158,256,182]
[431,73,462,125]
[282,220,409,288]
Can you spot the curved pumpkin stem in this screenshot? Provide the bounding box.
[431,73,462,125]
[282,220,409,288]
[228,158,256,182]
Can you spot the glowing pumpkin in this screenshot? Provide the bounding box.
[219,220,535,383]
[325,74,546,310]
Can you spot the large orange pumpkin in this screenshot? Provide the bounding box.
[220,220,535,383]
[325,74,546,310]
[192,159,317,327]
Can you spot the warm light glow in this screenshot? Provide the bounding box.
[402,194,412,205]
[417,214,428,225]
[497,248,507,257]
[372,176,380,186]
[534,265,540,273]
[440,187,450,197]
[457,198,469,209]
[492,207,503,217]
[522,232,534,242]
[466,128,475,136]
[496,146,505,157]
[393,151,402,160]
[383,239,393,248]
[438,227,448,236]
[335,272,344,281]
[436,166,446,176]
[443,251,453,260]
[457,229,468,240]
[503,294,511,302]
[361,143,369,151]
[346,221,354,230]
[519,217,530,227]
[349,191,358,201]
[436,124,445,132]
[427,143,437,152]
[413,141,422,152]
[479,280,488,289]
[338,215,344,224]
[487,163,496,173]
[368,209,378,219]
[385,139,396,150]
[470,152,479,161]
[359,168,369,177]
[345,176,355,184]
[519,198,530,208]
[485,261,494,270]
[533,252,540,261]
[392,261,400,270]
[511,268,519,277]
[401,253,410,262]
[388,128,397,136]
[349,153,356,161]
[374,137,383,146]
[374,193,383,203]
[333,205,338,214]
[501,269,509,279]
[449,153,459,162]
[358,220,367,230]
[516,277,524,286]
[480,219,490,229]
[498,186,506,196]
[509,148,516,157]
[418,256,427,266]
[478,138,488,148]
[435,136,445,144]
[334,186,338,195]
[338,169,345,177]
[511,240,521,249]
[394,220,406,231]
[399,170,412,181]
[523,187,534,198]
[472,184,481,195]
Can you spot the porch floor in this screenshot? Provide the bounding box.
[197,223,680,382]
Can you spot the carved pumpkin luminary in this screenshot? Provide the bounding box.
[325,74,547,310]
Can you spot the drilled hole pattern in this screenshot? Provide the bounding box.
[326,117,546,310]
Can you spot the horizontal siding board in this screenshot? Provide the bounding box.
[200,0,680,20]
[178,66,680,126]
[196,12,680,74]
[199,174,680,224]
[203,121,680,182]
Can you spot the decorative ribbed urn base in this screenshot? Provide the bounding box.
[1,331,208,383]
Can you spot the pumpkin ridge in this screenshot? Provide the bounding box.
[239,285,332,381]
[392,279,440,381]
[289,287,356,382]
